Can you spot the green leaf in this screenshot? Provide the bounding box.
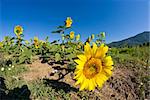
[51,30,63,33]
[45,36,49,42]
[57,25,65,29]
[19,56,26,64]
[55,53,61,62]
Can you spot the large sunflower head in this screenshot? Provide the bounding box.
[14,25,23,35]
[74,42,113,91]
[65,17,72,28]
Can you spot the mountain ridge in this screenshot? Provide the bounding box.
[108,31,150,47]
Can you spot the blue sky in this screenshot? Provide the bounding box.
[0,0,149,43]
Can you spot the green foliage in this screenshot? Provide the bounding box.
[108,31,150,48]
[55,53,61,62]
[110,46,149,66]
[0,65,28,89]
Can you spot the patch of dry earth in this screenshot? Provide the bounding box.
[21,60,52,81]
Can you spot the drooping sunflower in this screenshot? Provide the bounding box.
[74,42,113,91]
[70,31,75,39]
[14,25,23,36]
[65,17,72,28]
[76,34,80,41]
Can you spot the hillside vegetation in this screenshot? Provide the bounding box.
[108,31,150,47]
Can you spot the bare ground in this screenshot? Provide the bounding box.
[21,60,52,81]
[20,59,148,100]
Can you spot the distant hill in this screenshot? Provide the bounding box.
[108,31,150,47]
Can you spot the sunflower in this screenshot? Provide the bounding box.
[34,37,38,43]
[70,31,74,39]
[74,42,113,91]
[101,32,105,38]
[0,42,3,48]
[34,37,39,48]
[87,36,91,43]
[76,34,80,41]
[91,34,95,40]
[61,45,65,51]
[65,17,72,28]
[14,25,23,36]
[25,40,29,45]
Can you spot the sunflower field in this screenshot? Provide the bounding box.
[0,17,149,100]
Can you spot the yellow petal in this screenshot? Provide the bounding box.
[74,68,81,74]
[104,68,112,76]
[74,59,84,66]
[77,55,87,62]
[74,70,83,79]
[105,66,113,70]
[88,79,96,91]
[76,65,84,70]
[103,56,114,66]
[75,73,85,85]
[96,77,104,88]
[101,46,108,58]
[100,72,109,81]
[84,42,92,60]
[92,42,97,57]
[95,44,108,58]
[79,78,88,91]
[95,44,104,58]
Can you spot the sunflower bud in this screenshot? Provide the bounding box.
[91,34,95,39]
[101,32,105,38]
[25,40,29,45]
[61,45,65,51]
[0,42,3,48]
[76,34,80,41]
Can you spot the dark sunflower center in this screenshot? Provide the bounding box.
[83,58,102,79]
[16,30,21,34]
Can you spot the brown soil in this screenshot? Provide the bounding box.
[20,60,147,100]
[100,67,138,100]
[21,60,52,81]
